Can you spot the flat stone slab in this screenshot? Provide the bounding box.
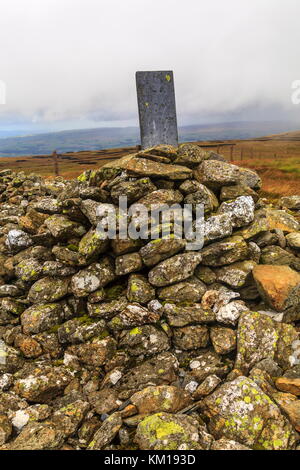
[136,71,178,149]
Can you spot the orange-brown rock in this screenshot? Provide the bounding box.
[273,391,300,432]
[275,377,300,396]
[120,404,137,418]
[265,209,299,233]
[14,334,43,358]
[253,265,300,311]
[19,209,49,234]
[130,385,192,414]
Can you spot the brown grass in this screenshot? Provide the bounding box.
[0,138,299,198]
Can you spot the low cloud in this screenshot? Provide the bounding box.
[1,0,300,127]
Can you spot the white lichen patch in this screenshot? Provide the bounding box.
[12,410,30,431]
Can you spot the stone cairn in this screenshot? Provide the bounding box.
[0,143,300,450]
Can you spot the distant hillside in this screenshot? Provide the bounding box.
[256,130,300,141]
[0,121,300,157]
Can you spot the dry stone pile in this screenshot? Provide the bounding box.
[0,144,300,450]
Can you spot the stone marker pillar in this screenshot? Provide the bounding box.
[136,71,178,149]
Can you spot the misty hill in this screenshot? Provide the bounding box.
[0,121,299,157]
[256,130,300,141]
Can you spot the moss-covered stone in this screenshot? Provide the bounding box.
[135,412,203,450]
[200,376,296,450]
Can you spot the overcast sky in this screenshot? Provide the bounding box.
[1,0,300,131]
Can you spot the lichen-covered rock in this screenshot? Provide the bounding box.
[280,195,300,211]
[265,209,300,232]
[215,300,248,326]
[78,228,109,262]
[235,311,299,373]
[111,236,143,256]
[215,260,256,288]
[193,375,221,399]
[10,404,51,433]
[172,325,209,350]
[236,211,270,240]
[115,252,143,276]
[203,214,233,242]
[136,188,183,209]
[194,160,241,189]
[45,214,86,239]
[286,232,300,250]
[220,184,259,202]
[200,376,296,450]
[201,288,240,311]
[260,246,295,266]
[201,236,248,267]
[15,258,43,282]
[218,196,255,228]
[0,297,26,318]
[88,389,121,415]
[32,197,59,214]
[130,385,191,414]
[117,352,179,397]
[87,296,128,319]
[28,277,69,303]
[71,257,115,297]
[194,266,217,284]
[51,399,90,438]
[247,241,261,263]
[52,245,80,266]
[0,421,64,450]
[253,265,300,311]
[135,413,203,450]
[140,237,186,267]
[80,200,114,226]
[121,156,193,180]
[14,334,43,358]
[174,143,210,167]
[0,415,12,445]
[13,366,73,403]
[211,438,251,450]
[189,350,232,383]
[57,317,107,344]
[0,285,21,298]
[42,261,76,278]
[6,229,33,253]
[158,277,206,303]
[179,179,206,195]
[21,303,65,334]
[119,325,170,357]
[108,303,160,330]
[127,274,155,304]
[237,167,262,189]
[0,374,13,391]
[184,185,219,214]
[210,326,236,355]
[0,345,24,374]
[163,302,214,327]
[148,252,202,287]
[66,336,117,366]
[110,178,156,204]
[88,412,122,450]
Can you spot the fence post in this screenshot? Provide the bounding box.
[52,150,59,176]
